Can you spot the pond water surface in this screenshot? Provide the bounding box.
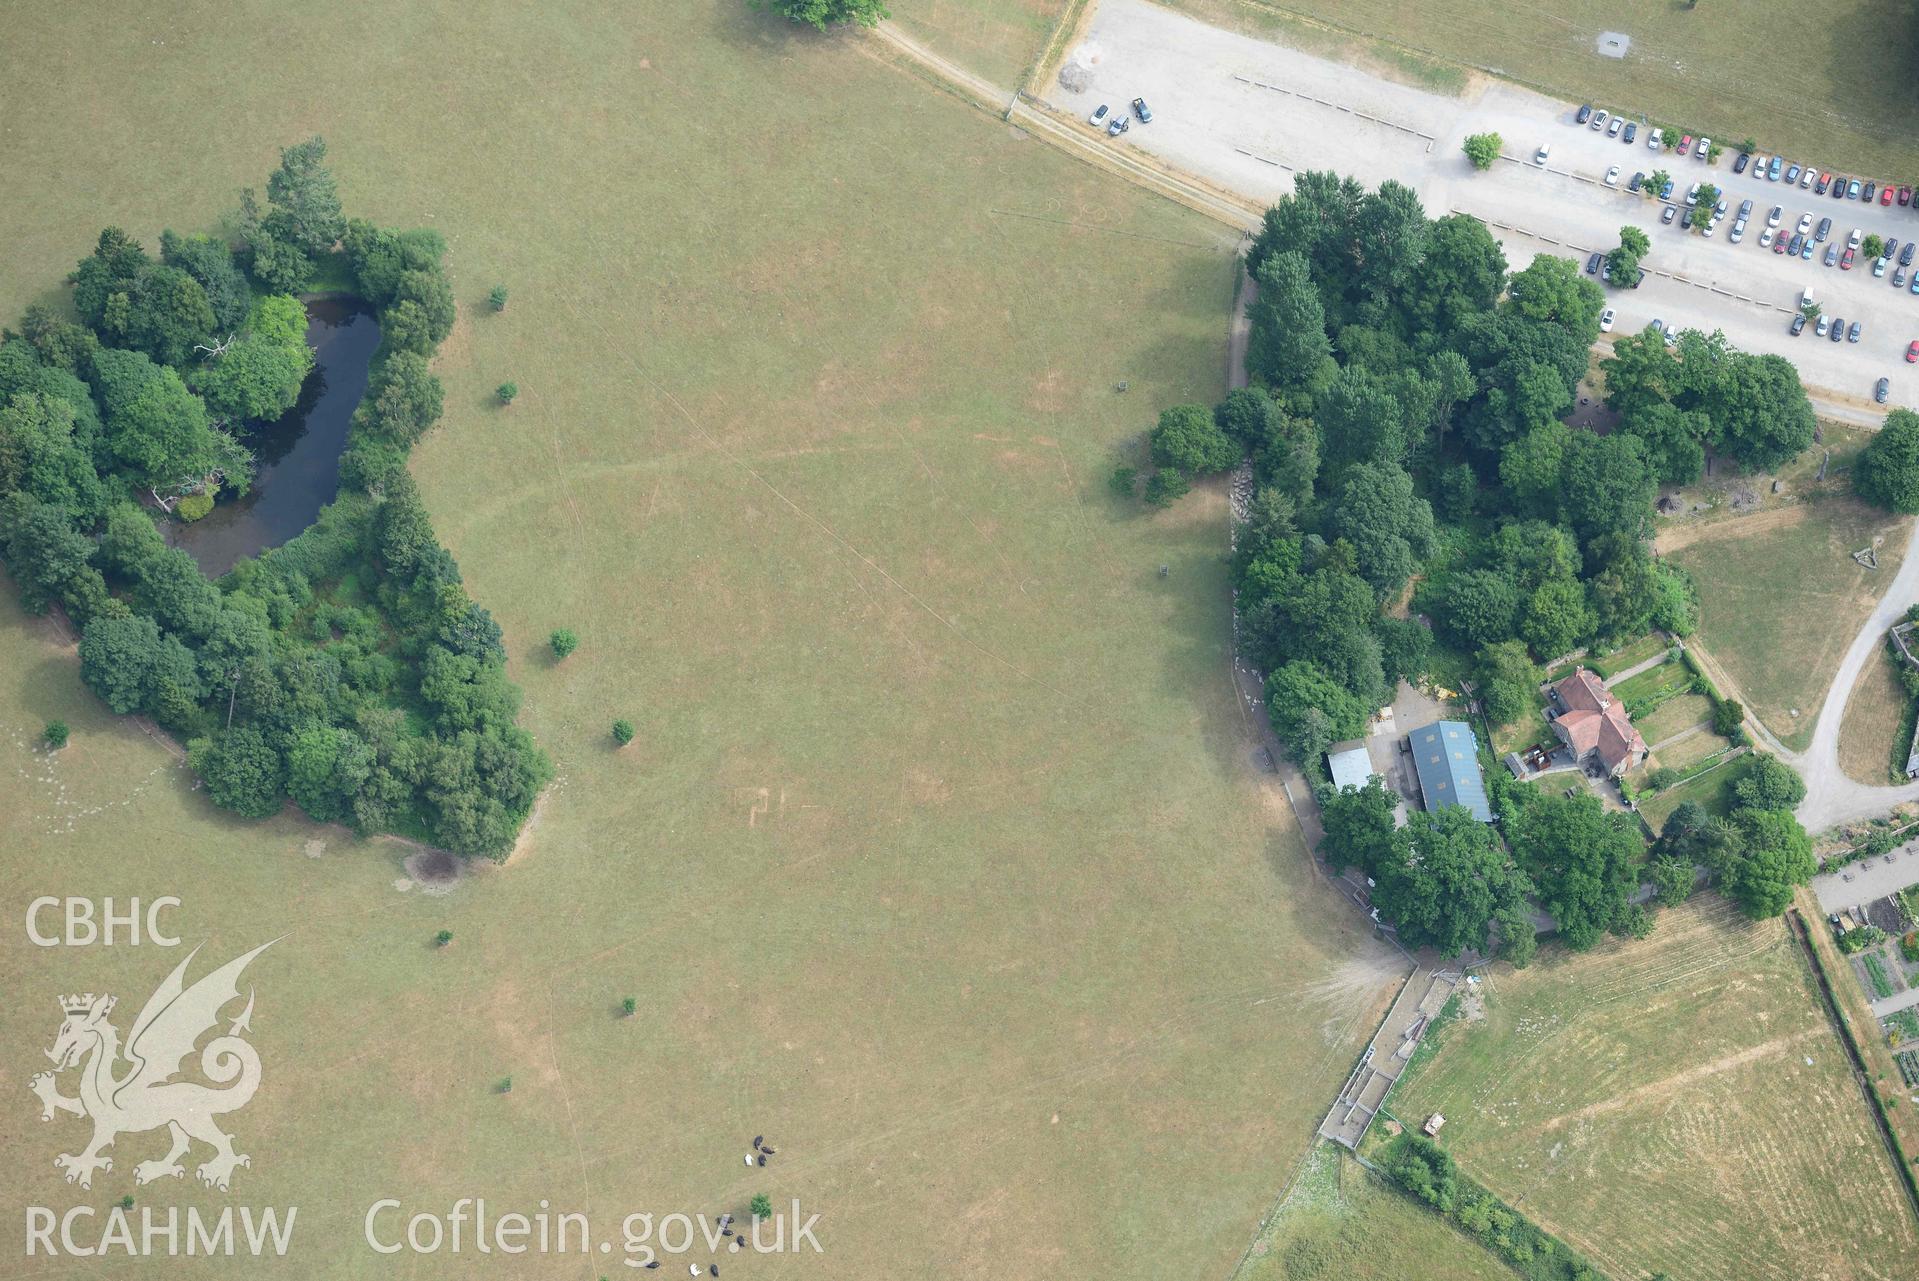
[167,298,380,577]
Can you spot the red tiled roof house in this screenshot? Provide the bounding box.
[1547,668,1648,777]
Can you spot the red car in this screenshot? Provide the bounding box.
[1773,234,1789,254]
[1907,340,1919,363]
[1677,134,1692,156]
[1883,184,1897,206]
[1902,185,1914,207]
[1842,246,1857,269]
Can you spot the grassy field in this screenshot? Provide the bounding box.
[1158,0,1919,176]
[1663,497,1910,751]
[1587,633,1668,678]
[1233,1142,1514,1281]
[1637,751,1755,831]
[1609,654,1689,709]
[0,2,1418,1277]
[1395,898,1919,1281]
[1839,644,1914,785]
[891,0,1070,87]
[1634,691,1710,746]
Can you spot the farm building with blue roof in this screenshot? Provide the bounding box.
[1406,720,1491,822]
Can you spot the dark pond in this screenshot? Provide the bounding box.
[166,297,380,577]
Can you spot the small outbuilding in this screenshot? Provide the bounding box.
[1326,739,1376,793]
[1423,1112,1446,1137]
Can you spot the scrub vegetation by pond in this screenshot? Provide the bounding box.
[166,298,379,577]
[0,138,548,858]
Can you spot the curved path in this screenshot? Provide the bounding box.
[1793,518,1919,831]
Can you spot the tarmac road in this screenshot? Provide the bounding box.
[1048,0,1919,416]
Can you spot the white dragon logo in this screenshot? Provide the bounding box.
[29,940,276,1192]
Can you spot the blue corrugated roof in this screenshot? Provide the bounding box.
[1407,721,1492,822]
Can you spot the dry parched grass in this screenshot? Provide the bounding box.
[1838,644,1913,785]
[1395,899,1919,1281]
[1667,499,1910,750]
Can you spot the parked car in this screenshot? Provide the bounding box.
[1834,178,1851,201]
[1659,177,1675,200]
[1587,251,1603,274]
[1850,320,1863,342]
[1605,165,1620,186]
[1628,171,1645,193]
[1132,97,1152,122]
[1866,181,1879,202]
[1788,233,1804,256]
[1698,137,1713,161]
[1901,241,1916,266]
[1831,316,1845,343]
[1730,219,1746,244]
[1738,198,1754,219]
[1768,155,1783,180]
[1887,238,1901,260]
[1824,243,1840,266]
[1647,127,1663,150]
[1677,134,1692,155]
[1849,226,1864,248]
[1785,163,1802,184]
[1773,231,1788,253]
[1911,273,1919,295]
[1663,204,1679,225]
[1875,257,1889,278]
[1607,117,1623,138]
[1592,109,1610,131]
[1849,178,1863,199]
[1599,307,1616,333]
[1759,226,1774,247]
[1801,166,1815,189]
[1685,182,1701,206]
[1878,378,1891,404]
[1796,212,1813,236]
[1790,313,1806,335]
[1108,114,1129,136]
[1703,216,1718,238]
[1815,172,1831,194]
[1907,340,1919,363]
[1534,142,1550,165]
[1802,236,1816,260]
[1734,152,1751,174]
[1901,185,1913,206]
[1088,104,1110,127]
[1816,315,1830,337]
[1622,122,1638,144]
[1883,183,1896,206]
[1897,268,1909,289]
[1843,247,1858,269]
[1715,197,1730,219]
[1681,208,1695,230]
[1816,216,1832,242]
[1576,103,1593,125]
[1767,205,1783,227]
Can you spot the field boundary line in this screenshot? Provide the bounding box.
[1785,905,1919,1225]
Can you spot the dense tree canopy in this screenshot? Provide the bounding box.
[753,0,889,28]
[0,142,549,860]
[1855,409,1919,512]
[1504,790,1638,950]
